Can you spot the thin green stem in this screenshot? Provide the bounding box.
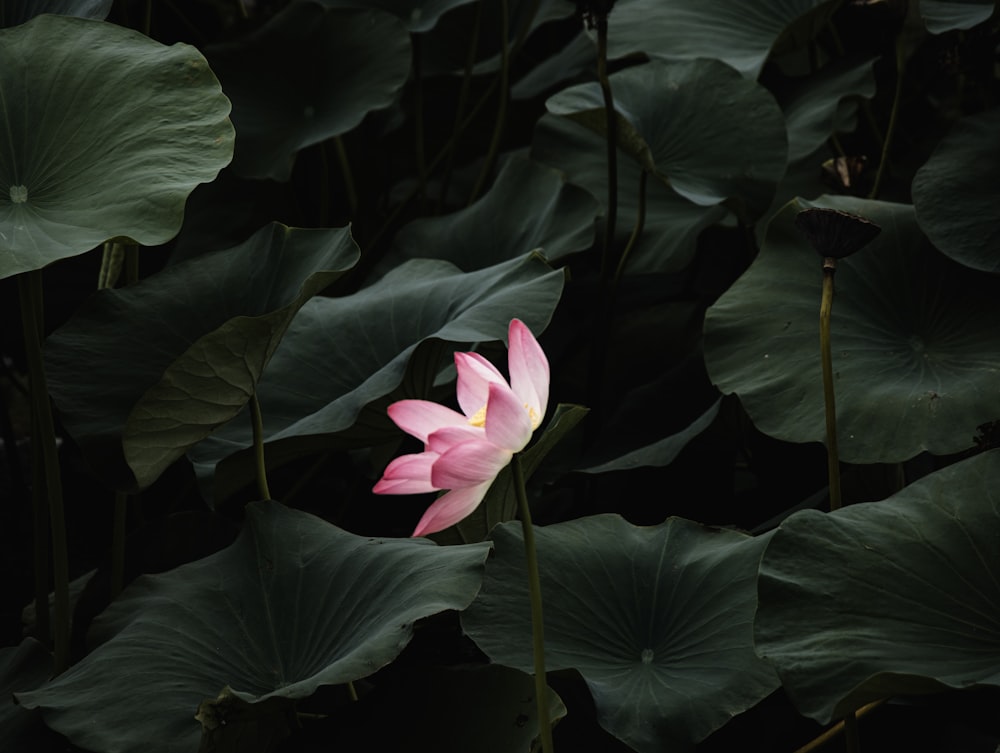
[468,0,510,204]
[250,392,271,501]
[97,241,124,289]
[438,0,483,212]
[18,270,70,673]
[596,14,618,279]
[868,39,904,200]
[843,710,860,753]
[612,169,647,290]
[110,491,127,599]
[413,34,427,207]
[333,136,358,218]
[513,453,554,753]
[30,408,51,646]
[819,265,842,511]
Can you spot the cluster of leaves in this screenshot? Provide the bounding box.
[1,0,999,751]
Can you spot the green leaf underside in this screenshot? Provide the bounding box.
[187,253,565,501]
[912,107,1000,273]
[462,515,778,753]
[704,195,1000,463]
[605,0,838,79]
[207,4,410,181]
[531,114,727,275]
[0,14,233,278]
[45,224,360,490]
[546,58,788,218]
[18,502,491,753]
[919,0,997,32]
[755,450,1000,723]
[391,157,598,271]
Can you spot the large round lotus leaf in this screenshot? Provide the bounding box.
[913,108,1000,273]
[704,195,1000,463]
[0,0,111,25]
[531,114,726,275]
[391,157,598,271]
[755,450,1000,723]
[546,58,787,219]
[0,14,233,279]
[207,4,410,181]
[44,223,360,491]
[605,0,837,79]
[919,0,997,32]
[188,253,565,500]
[17,501,490,753]
[462,515,779,753]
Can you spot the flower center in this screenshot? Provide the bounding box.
[467,402,541,430]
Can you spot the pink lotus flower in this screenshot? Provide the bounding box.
[374,319,549,537]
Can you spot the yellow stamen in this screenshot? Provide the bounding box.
[467,402,541,430]
[468,405,487,427]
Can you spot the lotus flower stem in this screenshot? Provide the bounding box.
[513,452,554,753]
[438,1,483,213]
[469,0,510,204]
[868,39,904,200]
[613,169,647,288]
[18,270,70,673]
[100,242,140,599]
[250,392,271,501]
[819,262,842,511]
[333,136,358,218]
[595,13,618,279]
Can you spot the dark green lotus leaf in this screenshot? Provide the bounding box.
[44,224,360,490]
[546,58,788,218]
[391,158,598,270]
[462,515,779,753]
[605,0,837,79]
[306,0,477,32]
[531,114,726,275]
[913,108,1000,273]
[755,450,1000,723]
[0,14,233,279]
[704,195,1000,462]
[207,4,410,181]
[18,501,491,753]
[187,253,565,499]
[0,639,52,751]
[0,0,111,25]
[781,57,877,164]
[919,0,997,32]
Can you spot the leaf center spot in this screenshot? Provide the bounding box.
[640,648,654,664]
[9,185,27,204]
